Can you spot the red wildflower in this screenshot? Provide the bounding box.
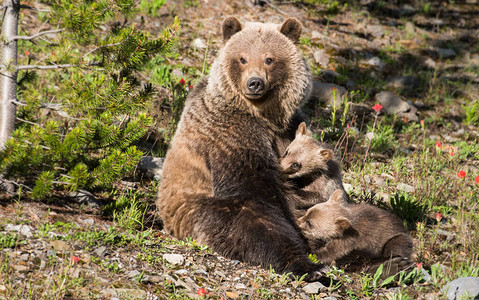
[420,120,424,125]
[457,170,466,179]
[189,84,193,89]
[372,103,383,112]
[436,212,442,222]
[416,262,422,270]
[197,288,206,297]
[435,141,442,148]
[72,256,80,264]
[476,175,479,184]
[179,78,186,85]
[25,50,30,57]
[449,147,454,157]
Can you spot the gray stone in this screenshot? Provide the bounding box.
[437,229,455,242]
[310,81,347,108]
[374,91,418,121]
[313,49,329,68]
[68,190,101,207]
[94,246,107,258]
[302,282,325,294]
[137,156,164,179]
[386,76,419,94]
[441,277,479,300]
[405,22,415,35]
[235,283,246,289]
[320,69,341,83]
[424,57,436,69]
[366,57,385,70]
[163,253,184,265]
[421,268,432,283]
[127,270,141,278]
[397,183,415,193]
[191,38,207,49]
[5,224,34,238]
[437,48,456,59]
[174,269,188,275]
[368,25,385,38]
[343,183,353,194]
[83,218,94,225]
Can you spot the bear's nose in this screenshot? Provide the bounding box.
[247,77,265,94]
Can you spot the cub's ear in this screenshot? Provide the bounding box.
[280,18,302,43]
[319,149,333,162]
[296,122,307,137]
[335,216,352,232]
[222,16,242,42]
[328,189,346,204]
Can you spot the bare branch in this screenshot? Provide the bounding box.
[16,61,103,70]
[10,28,64,41]
[19,4,50,12]
[16,117,42,127]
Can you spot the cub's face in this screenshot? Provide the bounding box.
[222,17,303,104]
[297,189,351,241]
[281,122,333,178]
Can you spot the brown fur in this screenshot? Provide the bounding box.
[281,122,347,208]
[156,17,326,280]
[297,190,413,264]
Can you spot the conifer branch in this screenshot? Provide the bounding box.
[10,29,64,41]
[82,42,122,59]
[19,4,50,12]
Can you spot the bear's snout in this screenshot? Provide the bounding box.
[246,77,265,95]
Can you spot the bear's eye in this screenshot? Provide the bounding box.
[282,150,289,158]
[240,57,247,64]
[265,57,274,65]
[305,220,312,228]
[291,162,301,169]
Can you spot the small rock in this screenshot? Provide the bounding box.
[94,246,107,258]
[397,183,415,193]
[367,25,385,38]
[83,218,94,225]
[236,283,246,289]
[163,253,184,265]
[436,229,455,242]
[366,57,385,70]
[171,68,185,79]
[421,268,432,283]
[68,190,101,207]
[313,49,329,68]
[441,277,479,300]
[5,224,34,238]
[137,156,164,179]
[192,38,207,49]
[405,21,415,35]
[50,240,70,251]
[320,69,341,83]
[386,76,419,95]
[437,48,456,59]
[424,57,436,69]
[127,270,141,278]
[13,265,29,273]
[46,250,56,257]
[374,91,418,121]
[143,275,162,283]
[348,102,373,117]
[311,30,325,40]
[310,81,347,108]
[174,269,188,275]
[343,183,353,194]
[302,282,325,294]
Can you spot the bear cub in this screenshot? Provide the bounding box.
[297,189,413,264]
[281,122,347,208]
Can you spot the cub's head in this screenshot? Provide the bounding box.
[297,190,351,241]
[281,122,334,178]
[209,17,311,125]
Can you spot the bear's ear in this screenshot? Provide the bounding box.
[328,189,346,204]
[319,149,333,162]
[222,16,242,42]
[295,122,307,137]
[279,18,302,43]
[335,216,352,232]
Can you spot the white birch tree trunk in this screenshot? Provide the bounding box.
[0,0,19,150]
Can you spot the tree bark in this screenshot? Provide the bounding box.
[0,0,19,150]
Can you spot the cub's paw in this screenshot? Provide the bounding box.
[303,265,329,282]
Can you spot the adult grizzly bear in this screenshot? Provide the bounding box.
[157,17,325,280]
